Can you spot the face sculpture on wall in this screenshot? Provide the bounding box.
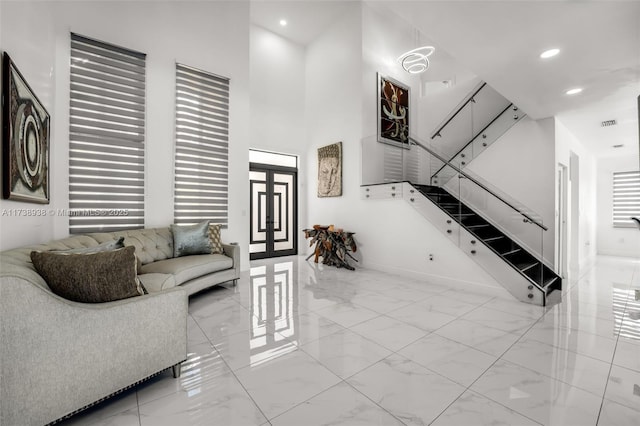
[317,142,342,197]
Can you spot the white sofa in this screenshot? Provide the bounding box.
[0,226,240,426]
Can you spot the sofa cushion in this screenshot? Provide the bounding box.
[89,228,173,266]
[170,221,211,258]
[137,273,177,293]
[55,237,125,254]
[139,254,232,285]
[30,246,144,303]
[1,235,122,292]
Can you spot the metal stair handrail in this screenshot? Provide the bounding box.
[409,137,548,231]
[430,82,487,140]
[431,102,515,180]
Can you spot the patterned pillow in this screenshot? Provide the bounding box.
[208,224,224,254]
[170,221,211,258]
[30,246,144,303]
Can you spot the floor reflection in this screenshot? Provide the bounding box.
[619,287,640,340]
[248,261,298,366]
[59,255,640,426]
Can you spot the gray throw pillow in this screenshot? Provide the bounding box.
[31,246,144,303]
[55,237,125,254]
[170,221,211,258]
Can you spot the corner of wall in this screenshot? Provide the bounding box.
[0,0,57,250]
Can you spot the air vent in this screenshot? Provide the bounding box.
[613,144,624,148]
[601,119,617,127]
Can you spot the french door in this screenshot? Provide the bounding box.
[249,163,298,259]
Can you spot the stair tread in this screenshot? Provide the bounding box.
[517,262,539,272]
[412,182,564,301]
[502,248,521,256]
[467,224,490,229]
[524,271,561,287]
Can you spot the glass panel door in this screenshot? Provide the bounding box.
[250,163,297,259]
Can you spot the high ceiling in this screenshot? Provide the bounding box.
[251,0,640,159]
[251,0,356,46]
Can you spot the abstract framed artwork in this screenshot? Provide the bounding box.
[377,73,410,149]
[2,52,50,203]
[317,142,342,197]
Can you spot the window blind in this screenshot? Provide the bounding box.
[69,33,146,233]
[613,170,640,228]
[174,63,229,227]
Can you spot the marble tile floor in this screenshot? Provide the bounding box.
[59,255,640,426]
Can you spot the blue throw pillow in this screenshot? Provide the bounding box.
[170,221,211,258]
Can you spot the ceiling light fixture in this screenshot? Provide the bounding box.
[540,48,560,59]
[279,19,287,26]
[566,88,583,95]
[398,46,435,74]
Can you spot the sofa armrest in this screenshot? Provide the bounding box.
[222,243,240,276]
[0,276,188,426]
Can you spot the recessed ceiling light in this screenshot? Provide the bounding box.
[540,48,560,59]
[566,88,583,95]
[279,19,287,26]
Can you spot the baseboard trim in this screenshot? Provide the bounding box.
[359,260,512,299]
[596,250,640,259]
[579,255,597,272]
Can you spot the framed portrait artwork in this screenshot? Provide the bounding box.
[317,142,342,197]
[377,73,410,149]
[2,52,51,203]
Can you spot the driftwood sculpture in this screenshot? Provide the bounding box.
[303,225,357,270]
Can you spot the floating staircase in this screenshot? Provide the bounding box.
[362,80,560,306]
[412,183,562,303]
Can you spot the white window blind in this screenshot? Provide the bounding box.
[174,63,229,226]
[613,170,640,228]
[69,33,146,233]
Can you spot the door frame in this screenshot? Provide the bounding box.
[249,162,298,260]
[556,163,568,278]
[568,151,580,274]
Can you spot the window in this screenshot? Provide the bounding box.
[173,64,230,226]
[249,149,297,168]
[69,33,146,233]
[613,170,640,228]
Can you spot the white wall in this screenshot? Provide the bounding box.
[302,2,502,290]
[249,24,307,251]
[597,155,640,257]
[0,1,252,269]
[555,119,598,272]
[464,116,556,266]
[0,1,57,248]
[361,2,421,142]
[305,3,362,231]
[415,64,481,143]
